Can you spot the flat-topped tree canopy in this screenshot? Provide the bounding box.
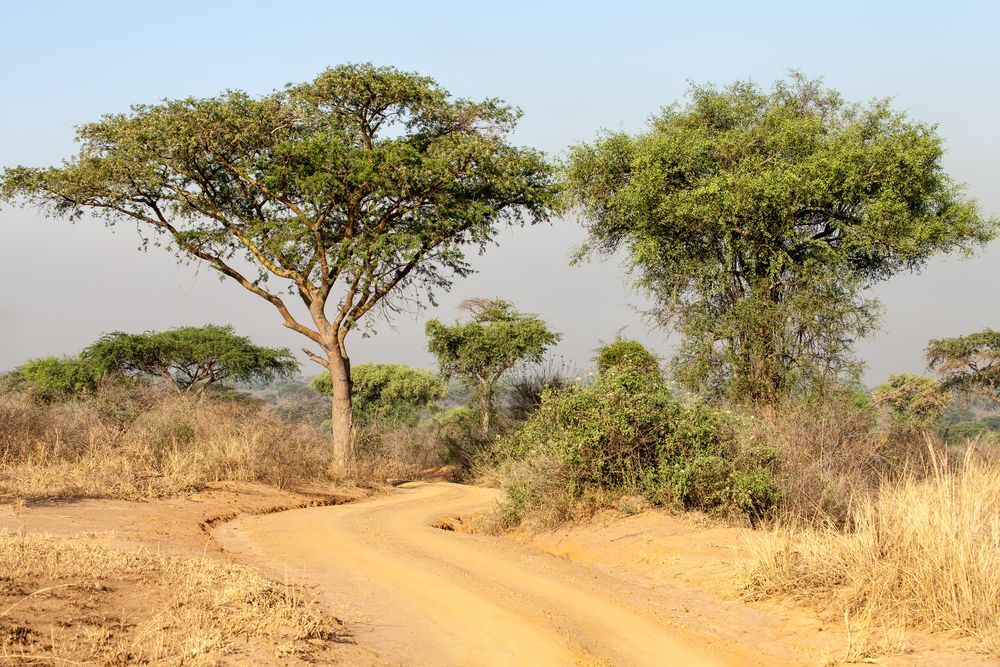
[0,63,557,468]
[83,325,299,393]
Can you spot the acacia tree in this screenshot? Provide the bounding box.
[0,64,556,469]
[425,299,560,436]
[926,330,1000,405]
[83,324,298,393]
[565,74,995,405]
[872,373,950,431]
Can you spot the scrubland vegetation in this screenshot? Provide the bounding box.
[2,64,999,662]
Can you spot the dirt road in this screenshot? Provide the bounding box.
[214,482,782,667]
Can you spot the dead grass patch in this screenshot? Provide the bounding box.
[0,528,345,665]
[740,448,1000,659]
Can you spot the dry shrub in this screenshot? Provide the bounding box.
[743,399,932,525]
[0,529,342,664]
[0,388,333,499]
[740,447,1000,658]
[352,420,449,482]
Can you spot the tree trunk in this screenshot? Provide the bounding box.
[480,384,492,438]
[326,353,355,473]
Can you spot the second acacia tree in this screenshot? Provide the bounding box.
[1,64,556,470]
[426,299,560,437]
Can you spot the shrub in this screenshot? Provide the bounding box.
[11,356,100,402]
[503,357,576,423]
[489,353,781,528]
[594,338,660,377]
[311,363,445,426]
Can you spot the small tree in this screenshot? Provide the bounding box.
[425,299,560,436]
[926,330,1000,406]
[311,363,445,426]
[872,373,950,431]
[83,325,298,393]
[565,73,995,405]
[1,63,556,470]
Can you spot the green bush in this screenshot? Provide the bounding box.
[10,356,100,402]
[492,349,781,527]
[594,339,660,377]
[311,363,445,426]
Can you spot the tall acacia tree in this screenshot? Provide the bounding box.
[565,74,995,404]
[0,64,556,469]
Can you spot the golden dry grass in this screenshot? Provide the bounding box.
[740,447,1000,659]
[0,390,334,500]
[0,529,344,665]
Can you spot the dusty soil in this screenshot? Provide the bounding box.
[0,482,380,665]
[1,481,994,666]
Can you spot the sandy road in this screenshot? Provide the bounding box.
[213,482,768,666]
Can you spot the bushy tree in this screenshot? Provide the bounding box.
[7,356,99,402]
[311,363,445,426]
[872,373,950,430]
[83,325,298,393]
[565,73,995,405]
[926,330,1000,405]
[425,299,560,436]
[0,63,556,470]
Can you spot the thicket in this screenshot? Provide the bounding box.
[482,342,783,531]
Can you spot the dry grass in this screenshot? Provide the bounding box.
[740,447,1000,659]
[0,529,344,665]
[0,389,334,500]
[743,401,933,525]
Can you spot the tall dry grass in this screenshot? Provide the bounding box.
[740,447,1000,658]
[0,388,334,499]
[744,401,935,525]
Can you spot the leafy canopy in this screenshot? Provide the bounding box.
[0,63,556,367]
[595,339,660,378]
[6,356,100,402]
[311,363,445,425]
[565,73,995,404]
[425,299,560,435]
[425,299,561,392]
[83,325,298,392]
[872,373,950,429]
[926,330,1000,405]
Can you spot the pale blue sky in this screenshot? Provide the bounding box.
[2,0,998,383]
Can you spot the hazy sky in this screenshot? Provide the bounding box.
[2,0,998,384]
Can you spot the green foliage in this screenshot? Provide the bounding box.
[311,363,445,426]
[0,63,558,464]
[425,299,560,434]
[0,63,555,355]
[497,363,781,523]
[873,373,951,430]
[594,339,660,377]
[565,73,996,405]
[927,330,1000,405]
[83,325,298,393]
[10,356,100,402]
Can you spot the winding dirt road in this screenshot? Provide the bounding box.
[213,482,781,666]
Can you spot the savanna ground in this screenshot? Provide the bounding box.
[1,378,998,665]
